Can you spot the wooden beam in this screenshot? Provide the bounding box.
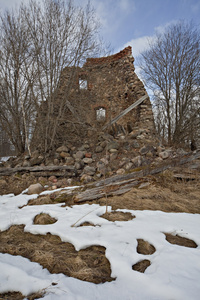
[103,94,148,130]
[0,165,76,176]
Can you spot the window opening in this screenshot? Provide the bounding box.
[96,107,106,121]
[79,78,87,89]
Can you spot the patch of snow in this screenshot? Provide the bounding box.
[0,156,11,162]
[0,189,200,299]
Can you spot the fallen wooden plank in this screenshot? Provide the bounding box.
[173,174,198,180]
[0,165,76,176]
[74,150,200,202]
[103,94,148,130]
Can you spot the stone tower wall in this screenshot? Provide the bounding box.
[34,47,156,148]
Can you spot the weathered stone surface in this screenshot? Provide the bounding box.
[85,152,92,158]
[65,157,75,165]
[110,153,118,161]
[56,145,69,153]
[83,158,93,164]
[125,162,133,170]
[0,179,7,187]
[95,146,103,153]
[83,166,96,176]
[60,151,70,158]
[139,145,155,156]
[159,151,170,160]
[74,151,85,159]
[80,174,93,183]
[22,160,30,167]
[96,161,106,174]
[74,161,83,170]
[116,168,125,175]
[48,176,57,183]
[107,141,119,151]
[131,156,142,167]
[32,46,156,150]
[30,156,43,166]
[31,150,40,158]
[53,159,59,165]
[119,158,130,168]
[100,157,109,165]
[27,183,43,195]
[109,148,118,153]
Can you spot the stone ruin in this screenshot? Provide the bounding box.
[1,47,166,187]
[38,46,156,148]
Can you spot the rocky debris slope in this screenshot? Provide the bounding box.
[0,129,196,195]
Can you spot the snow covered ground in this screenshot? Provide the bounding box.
[0,187,200,300]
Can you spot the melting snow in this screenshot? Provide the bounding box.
[0,188,200,299]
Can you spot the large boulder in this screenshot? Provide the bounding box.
[27,183,43,195]
[56,145,69,153]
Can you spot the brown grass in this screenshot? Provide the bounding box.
[0,291,45,300]
[94,172,200,214]
[0,163,199,296]
[79,221,96,227]
[100,211,135,222]
[164,233,198,248]
[132,259,151,273]
[0,225,114,285]
[136,239,156,255]
[33,213,57,225]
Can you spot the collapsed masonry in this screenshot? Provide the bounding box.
[34,46,156,149]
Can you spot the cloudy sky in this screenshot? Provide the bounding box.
[0,0,200,59]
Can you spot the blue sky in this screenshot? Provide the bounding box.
[1,0,200,59]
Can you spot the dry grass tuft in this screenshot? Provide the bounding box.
[136,239,156,255]
[0,292,24,300]
[0,291,45,300]
[164,233,197,248]
[132,259,151,273]
[0,225,114,284]
[33,213,57,225]
[101,211,134,222]
[93,171,200,214]
[79,221,96,227]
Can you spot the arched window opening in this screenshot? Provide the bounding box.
[79,78,87,89]
[96,107,106,121]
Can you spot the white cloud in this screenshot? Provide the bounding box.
[123,21,178,58]
[123,35,155,58]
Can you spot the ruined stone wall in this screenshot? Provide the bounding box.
[78,46,155,135]
[33,47,156,149]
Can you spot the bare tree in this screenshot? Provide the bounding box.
[139,21,200,146]
[23,0,104,152]
[0,8,34,155]
[0,0,106,154]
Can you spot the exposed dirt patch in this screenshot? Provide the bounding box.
[132,259,151,273]
[27,191,75,206]
[27,195,54,206]
[0,225,114,284]
[0,292,24,300]
[164,233,198,248]
[79,221,96,227]
[33,213,57,225]
[136,239,156,255]
[0,291,44,300]
[101,211,134,222]
[0,175,37,196]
